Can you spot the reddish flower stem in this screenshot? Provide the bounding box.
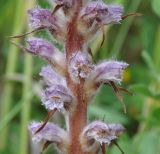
[65,3,89,153]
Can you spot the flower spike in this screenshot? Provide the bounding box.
[14,0,135,153]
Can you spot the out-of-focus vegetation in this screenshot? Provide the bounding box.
[0,0,160,154]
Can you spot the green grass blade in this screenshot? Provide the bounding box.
[0,0,29,150]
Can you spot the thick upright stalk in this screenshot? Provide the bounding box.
[68,78,88,154]
[66,3,88,153]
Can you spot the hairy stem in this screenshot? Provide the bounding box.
[66,4,88,153]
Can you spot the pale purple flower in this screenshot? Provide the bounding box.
[28,8,68,42]
[69,52,94,83]
[89,60,128,84]
[28,122,69,153]
[27,38,55,58]
[41,84,74,112]
[80,121,125,152]
[77,1,123,40]
[28,8,55,29]
[84,60,128,101]
[80,2,123,26]
[29,122,67,143]
[26,38,65,68]
[40,65,66,86]
[81,121,115,145]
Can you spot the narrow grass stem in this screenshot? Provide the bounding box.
[0,92,33,132]
[19,1,35,153]
[0,0,27,150]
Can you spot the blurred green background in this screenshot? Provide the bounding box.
[0,0,160,154]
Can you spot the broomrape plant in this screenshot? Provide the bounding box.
[11,0,138,153]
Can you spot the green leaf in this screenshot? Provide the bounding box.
[142,51,155,71]
[129,84,153,97]
[130,84,160,100]
[152,0,160,17]
[133,129,160,154]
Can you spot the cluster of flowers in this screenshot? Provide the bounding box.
[13,0,131,153]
